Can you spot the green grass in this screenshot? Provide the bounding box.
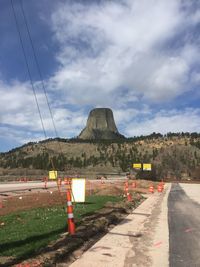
[0,195,121,261]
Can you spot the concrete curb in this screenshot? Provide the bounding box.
[69,187,170,267]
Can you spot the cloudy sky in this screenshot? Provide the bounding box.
[0,0,200,152]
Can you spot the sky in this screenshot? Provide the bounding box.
[0,0,200,152]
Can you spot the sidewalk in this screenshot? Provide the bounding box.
[69,185,170,267]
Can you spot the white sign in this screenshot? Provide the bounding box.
[71,178,86,202]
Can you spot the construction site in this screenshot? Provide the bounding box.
[0,176,166,267]
[1,0,200,266]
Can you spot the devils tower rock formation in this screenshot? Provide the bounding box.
[78,108,125,140]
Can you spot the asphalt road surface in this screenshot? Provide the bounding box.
[168,183,200,267]
[0,178,126,194]
[0,181,57,193]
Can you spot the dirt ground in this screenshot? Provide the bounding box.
[0,180,158,216]
[0,179,161,267]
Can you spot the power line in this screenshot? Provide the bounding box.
[11,0,66,206]
[10,0,48,140]
[11,0,56,170]
[19,0,64,155]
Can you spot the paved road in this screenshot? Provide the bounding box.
[0,178,126,194]
[0,181,57,193]
[168,183,200,267]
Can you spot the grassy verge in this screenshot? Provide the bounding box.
[0,195,121,260]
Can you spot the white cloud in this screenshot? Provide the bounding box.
[0,80,48,130]
[124,108,200,136]
[113,106,151,125]
[49,0,200,107]
[0,79,87,146]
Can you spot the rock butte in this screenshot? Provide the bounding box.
[78,108,125,140]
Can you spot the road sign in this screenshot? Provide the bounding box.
[133,163,142,169]
[49,170,58,180]
[71,178,86,202]
[143,163,152,171]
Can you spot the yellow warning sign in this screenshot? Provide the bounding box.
[143,164,152,171]
[133,163,142,169]
[49,170,58,180]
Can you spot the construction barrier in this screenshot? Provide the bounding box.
[157,185,163,193]
[124,181,132,201]
[124,181,128,188]
[66,189,75,235]
[149,185,154,193]
[64,178,71,186]
[132,181,136,188]
[126,191,132,201]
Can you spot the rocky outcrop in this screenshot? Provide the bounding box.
[78,108,125,140]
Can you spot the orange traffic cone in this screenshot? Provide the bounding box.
[125,181,129,188]
[125,186,129,193]
[0,199,3,209]
[157,185,163,193]
[66,189,75,235]
[126,191,132,201]
[124,182,132,201]
[132,181,136,188]
[124,181,128,191]
[149,185,154,193]
[64,178,69,185]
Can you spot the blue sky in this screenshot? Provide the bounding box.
[0,0,200,152]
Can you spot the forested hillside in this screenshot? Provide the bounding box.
[0,132,200,181]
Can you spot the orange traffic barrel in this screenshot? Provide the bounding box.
[149,185,154,193]
[132,182,136,188]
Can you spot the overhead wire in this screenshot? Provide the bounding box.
[19,0,64,155]
[10,0,47,141]
[18,0,68,201]
[10,0,67,206]
[19,0,77,204]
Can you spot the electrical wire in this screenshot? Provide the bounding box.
[18,0,77,204]
[10,0,47,141]
[19,0,64,155]
[10,0,65,206]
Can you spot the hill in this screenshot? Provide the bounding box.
[0,132,200,181]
